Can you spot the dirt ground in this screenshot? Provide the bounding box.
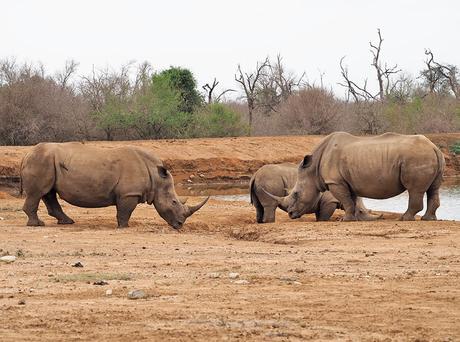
[1,134,460,341]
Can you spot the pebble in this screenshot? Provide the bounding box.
[0,255,16,263]
[208,272,220,279]
[72,261,84,268]
[228,272,240,279]
[93,280,109,286]
[105,289,113,296]
[234,279,250,285]
[0,216,4,220]
[279,276,298,282]
[18,299,26,305]
[128,289,147,300]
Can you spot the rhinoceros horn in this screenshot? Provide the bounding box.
[262,188,290,211]
[185,196,210,217]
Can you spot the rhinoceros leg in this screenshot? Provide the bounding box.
[23,194,45,226]
[42,190,75,224]
[315,201,337,221]
[262,205,276,223]
[116,196,139,228]
[401,191,424,221]
[422,181,441,221]
[328,184,357,221]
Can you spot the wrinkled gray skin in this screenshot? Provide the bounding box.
[267,132,445,221]
[20,142,208,229]
[250,163,378,223]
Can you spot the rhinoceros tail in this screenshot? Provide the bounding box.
[249,176,264,223]
[19,155,25,197]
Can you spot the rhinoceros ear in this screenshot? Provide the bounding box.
[157,166,169,178]
[301,155,312,169]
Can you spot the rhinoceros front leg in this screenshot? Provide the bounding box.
[328,184,357,221]
[42,190,75,224]
[315,199,337,221]
[116,196,139,228]
[262,205,276,223]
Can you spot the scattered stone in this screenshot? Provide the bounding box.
[293,281,302,285]
[294,268,305,273]
[128,289,147,300]
[0,255,16,263]
[0,216,4,220]
[105,289,113,296]
[279,276,297,282]
[18,299,26,305]
[72,261,84,268]
[228,272,240,279]
[187,179,193,183]
[93,280,109,286]
[208,272,220,279]
[199,173,205,178]
[234,279,250,285]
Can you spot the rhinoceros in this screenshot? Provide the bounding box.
[20,142,208,229]
[265,132,445,221]
[250,163,379,223]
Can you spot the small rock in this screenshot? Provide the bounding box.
[199,173,205,178]
[228,272,240,279]
[72,261,84,268]
[0,255,16,263]
[0,216,4,220]
[187,179,193,183]
[93,280,109,286]
[189,174,195,179]
[128,289,147,300]
[105,289,113,296]
[208,272,220,279]
[293,281,302,285]
[279,276,297,282]
[234,279,250,285]
[18,299,26,305]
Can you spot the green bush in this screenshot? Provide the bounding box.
[191,103,248,137]
[450,141,460,155]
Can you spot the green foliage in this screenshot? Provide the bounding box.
[90,95,131,140]
[156,67,203,113]
[130,73,193,139]
[450,141,460,155]
[191,103,248,137]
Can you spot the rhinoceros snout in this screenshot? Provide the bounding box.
[172,221,184,230]
[289,211,301,219]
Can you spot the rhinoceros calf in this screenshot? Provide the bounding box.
[20,142,208,229]
[250,163,378,223]
[266,132,445,221]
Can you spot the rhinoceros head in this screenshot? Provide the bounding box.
[152,166,209,229]
[264,155,321,219]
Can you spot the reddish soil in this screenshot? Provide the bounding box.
[0,134,459,340]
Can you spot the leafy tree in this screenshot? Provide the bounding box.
[157,67,202,113]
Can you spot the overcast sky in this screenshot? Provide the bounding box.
[2,0,459,97]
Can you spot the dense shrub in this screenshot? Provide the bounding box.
[190,103,248,137]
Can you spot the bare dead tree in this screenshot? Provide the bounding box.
[338,56,377,102]
[55,60,79,89]
[235,58,270,132]
[202,78,235,104]
[369,29,401,101]
[425,50,459,98]
[338,29,400,102]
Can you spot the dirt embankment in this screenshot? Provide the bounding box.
[1,134,459,193]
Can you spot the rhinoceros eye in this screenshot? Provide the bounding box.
[172,199,178,205]
[293,192,299,199]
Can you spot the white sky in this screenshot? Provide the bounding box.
[2,0,459,98]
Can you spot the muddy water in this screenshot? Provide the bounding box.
[180,178,460,221]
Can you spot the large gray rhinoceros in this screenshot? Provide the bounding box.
[264,132,445,221]
[251,163,380,223]
[20,142,209,229]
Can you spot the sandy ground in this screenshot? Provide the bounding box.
[0,191,459,341]
[1,134,459,340]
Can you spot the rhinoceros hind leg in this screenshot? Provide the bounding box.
[262,206,276,223]
[42,190,75,225]
[422,176,441,221]
[329,184,357,221]
[23,195,45,226]
[401,190,424,221]
[116,196,139,228]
